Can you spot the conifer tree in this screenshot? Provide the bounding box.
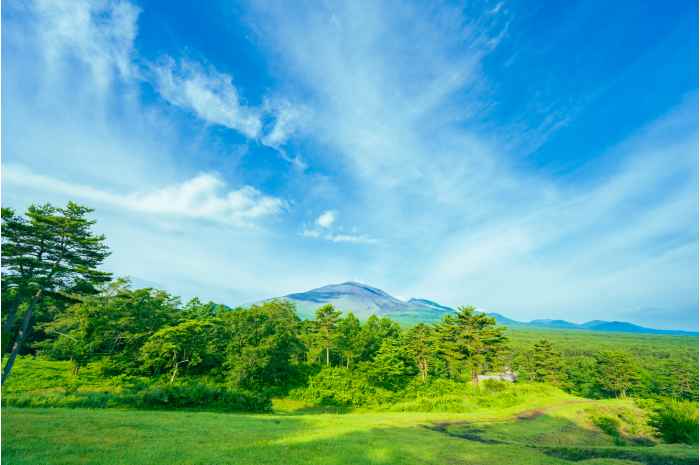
[315,304,342,366]
[1,203,111,384]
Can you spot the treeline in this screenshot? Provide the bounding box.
[2,202,697,408]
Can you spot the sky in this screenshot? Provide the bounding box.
[2,0,698,330]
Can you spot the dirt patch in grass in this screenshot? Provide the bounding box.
[423,421,504,444]
[517,409,545,420]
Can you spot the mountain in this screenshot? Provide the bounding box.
[260,281,454,322]
[253,282,697,335]
[529,319,582,330]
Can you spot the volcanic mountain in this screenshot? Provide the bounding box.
[254,282,696,335]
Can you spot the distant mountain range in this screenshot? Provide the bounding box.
[255,282,697,336]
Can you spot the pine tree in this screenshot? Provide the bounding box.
[405,323,434,382]
[531,339,562,384]
[337,312,362,368]
[595,351,639,398]
[315,304,342,366]
[436,306,508,384]
[1,203,111,384]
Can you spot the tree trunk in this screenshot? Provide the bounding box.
[2,296,22,345]
[326,347,330,366]
[2,290,42,385]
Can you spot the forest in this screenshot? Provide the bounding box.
[2,202,698,450]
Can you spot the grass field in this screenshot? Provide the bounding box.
[4,395,698,465]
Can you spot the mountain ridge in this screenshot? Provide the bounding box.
[254,281,697,335]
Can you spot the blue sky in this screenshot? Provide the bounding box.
[2,0,698,329]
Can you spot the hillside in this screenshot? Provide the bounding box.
[255,282,697,335]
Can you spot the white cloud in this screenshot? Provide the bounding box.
[326,233,377,244]
[152,58,263,138]
[33,0,139,91]
[301,211,376,244]
[316,210,336,228]
[4,165,285,226]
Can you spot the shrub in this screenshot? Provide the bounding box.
[2,381,271,413]
[289,367,394,407]
[481,379,508,393]
[648,399,699,445]
[127,383,271,412]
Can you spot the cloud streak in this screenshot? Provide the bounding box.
[4,165,285,226]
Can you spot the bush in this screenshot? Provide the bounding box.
[2,381,271,413]
[128,383,272,412]
[289,367,394,407]
[648,399,698,445]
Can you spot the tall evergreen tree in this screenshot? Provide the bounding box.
[531,339,563,384]
[595,351,639,398]
[436,306,508,384]
[405,323,435,382]
[358,315,400,362]
[1,203,111,384]
[369,338,414,390]
[336,312,362,368]
[315,304,342,366]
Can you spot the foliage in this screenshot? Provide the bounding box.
[336,312,362,368]
[367,338,415,390]
[1,202,111,383]
[594,351,640,398]
[141,319,226,382]
[39,280,180,374]
[434,306,508,383]
[313,304,342,366]
[405,323,434,382]
[128,383,271,412]
[290,366,394,407]
[225,300,304,391]
[647,399,699,445]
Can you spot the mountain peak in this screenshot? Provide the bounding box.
[253,283,697,335]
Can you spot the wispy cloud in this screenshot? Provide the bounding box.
[152,58,263,138]
[33,0,139,90]
[5,165,285,226]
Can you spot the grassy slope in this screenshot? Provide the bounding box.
[4,396,697,465]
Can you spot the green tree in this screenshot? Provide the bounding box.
[434,315,464,379]
[38,279,180,375]
[315,304,342,366]
[1,203,111,384]
[336,312,362,368]
[530,339,562,384]
[358,315,400,362]
[405,323,435,382]
[436,306,508,384]
[141,319,226,383]
[368,338,414,390]
[595,351,639,398]
[225,300,303,390]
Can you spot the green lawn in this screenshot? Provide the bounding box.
[3,398,697,465]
